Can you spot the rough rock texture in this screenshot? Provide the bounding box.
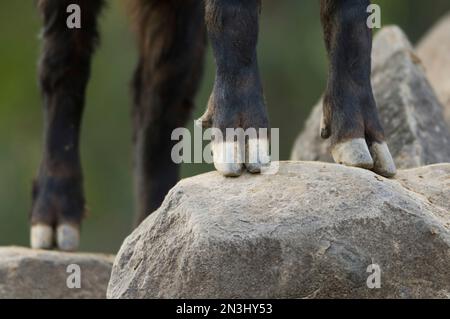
[291,26,450,169]
[108,162,450,299]
[417,13,450,127]
[0,247,114,299]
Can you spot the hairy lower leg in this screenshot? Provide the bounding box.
[202,0,269,176]
[131,0,206,222]
[320,0,377,144]
[32,0,103,249]
[319,0,395,177]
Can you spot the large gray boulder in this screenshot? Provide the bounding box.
[291,26,450,169]
[0,247,114,299]
[108,162,450,299]
[417,13,450,127]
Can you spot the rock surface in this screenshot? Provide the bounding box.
[0,247,114,299]
[291,26,450,169]
[108,162,450,299]
[417,13,450,127]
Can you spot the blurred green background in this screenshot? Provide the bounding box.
[1,1,449,253]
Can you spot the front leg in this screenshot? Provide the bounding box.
[199,0,270,176]
[320,0,396,177]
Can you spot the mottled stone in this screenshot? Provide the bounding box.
[108,162,450,299]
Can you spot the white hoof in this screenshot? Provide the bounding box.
[31,224,54,250]
[370,142,397,177]
[57,224,80,252]
[332,138,374,169]
[245,137,271,173]
[212,141,244,177]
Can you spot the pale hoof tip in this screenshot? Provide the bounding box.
[31,224,54,250]
[245,163,262,174]
[214,163,244,177]
[245,159,272,174]
[245,138,271,174]
[370,142,397,178]
[56,224,80,252]
[332,138,374,169]
[212,141,244,177]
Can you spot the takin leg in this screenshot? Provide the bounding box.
[31,0,104,251]
[129,0,206,223]
[320,0,396,177]
[198,0,270,177]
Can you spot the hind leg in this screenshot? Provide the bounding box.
[130,0,206,222]
[320,0,396,177]
[31,0,104,251]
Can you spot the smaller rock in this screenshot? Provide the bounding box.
[417,13,450,127]
[0,247,114,299]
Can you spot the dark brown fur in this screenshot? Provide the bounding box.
[129,0,206,221]
[33,0,104,228]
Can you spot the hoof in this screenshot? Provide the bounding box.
[370,142,397,178]
[245,137,271,174]
[31,224,54,250]
[332,138,374,169]
[57,224,80,252]
[212,141,244,177]
[320,113,331,139]
[195,110,213,129]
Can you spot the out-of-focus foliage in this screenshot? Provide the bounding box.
[0,1,449,252]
